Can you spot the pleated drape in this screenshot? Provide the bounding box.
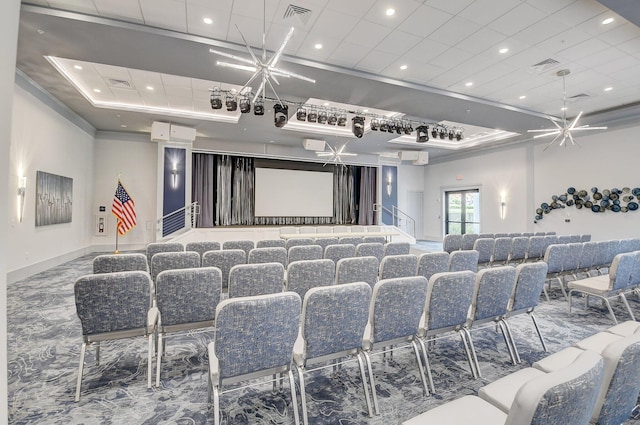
[358,166,377,225]
[192,153,215,227]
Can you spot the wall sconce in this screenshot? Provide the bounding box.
[500,192,507,220]
[17,175,27,222]
[386,172,393,197]
[171,162,179,189]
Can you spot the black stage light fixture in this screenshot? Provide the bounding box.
[254,99,264,115]
[370,118,379,131]
[274,103,289,128]
[210,87,222,109]
[327,113,337,125]
[404,123,413,135]
[239,95,251,113]
[395,121,403,135]
[225,93,238,111]
[387,121,397,133]
[380,119,389,132]
[337,113,347,127]
[352,116,365,138]
[416,125,429,143]
[448,129,454,140]
[455,128,464,141]
[431,126,438,138]
[296,107,307,121]
[318,110,328,124]
[307,108,318,123]
[439,126,446,139]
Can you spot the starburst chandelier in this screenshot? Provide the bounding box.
[316,141,357,166]
[528,69,607,151]
[209,1,315,106]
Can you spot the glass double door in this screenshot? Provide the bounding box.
[445,189,480,234]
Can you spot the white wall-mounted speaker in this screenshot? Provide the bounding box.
[399,151,420,161]
[412,151,429,165]
[151,121,170,142]
[303,138,326,151]
[170,124,196,142]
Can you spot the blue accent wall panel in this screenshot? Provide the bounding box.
[381,165,397,225]
[163,147,186,236]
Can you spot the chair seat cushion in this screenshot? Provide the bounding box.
[402,395,507,425]
[575,332,623,352]
[606,320,640,337]
[533,347,583,373]
[567,277,610,295]
[478,367,545,412]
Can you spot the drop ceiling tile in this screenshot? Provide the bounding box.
[550,0,607,27]
[455,27,507,55]
[186,3,231,39]
[525,0,577,15]
[309,8,360,40]
[488,3,547,36]
[193,98,213,112]
[535,27,592,54]
[265,23,307,54]
[555,38,609,62]
[93,0,144,22]
[355,49,399,73]
[327,41,370,68]
[129,69,164,87]
[187,0,233,10]
[616,37,640,56]
[470,61,518,87]
[165,85,193,97]
[227,14,267,47]
[598,23,640,46]
[375,30,423,56]
[397,4,452,38]
[48,0,99,15]
[427,47,474,70]
[406,38,450,63]
[192,89,211,100]
[428,16,482,48]
[593,55,640,78]
[575,11,626,37]
[325,0,376,17]
[295,35,341,61]
[168,96,194,110]
[110,87,142,103]
[457,0,521,26]
[577,47,630,70]
[426,0,476,15]
[510,16,569,46]
[93,63,133,81]
[231,0,279,21]
[362,0,422,28]
[382,59,443,83]
[608,65,640,82]
[160,73,192,87]
[139,0,187,32]
[499,46,556,70]
[346,20,393,49]
[141,93,168,107]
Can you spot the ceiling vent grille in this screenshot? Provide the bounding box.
[567,93,590,103]
[530,58,560,73]
[283,4,312,25]
[107,78,133,89]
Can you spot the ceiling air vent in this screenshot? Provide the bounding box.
[530,58,560,73]
[283,4,312,25]
[567,93,590,103]
[107,78,133,89]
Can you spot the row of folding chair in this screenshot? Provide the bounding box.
[279,225,385,234]
[443,232,587,254]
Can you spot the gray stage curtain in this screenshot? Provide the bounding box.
[192,153,215,227]
[231,157,254,225]
[334,165,355,224]
[358,166,377,225]
[215,155,232,226]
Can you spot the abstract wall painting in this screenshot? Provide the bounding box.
[36,171,73,226]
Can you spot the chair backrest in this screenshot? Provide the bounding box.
[507,232,522,238]
[628,238,640,251]
[604,240,622,265]
[526,236,546,261]
[285,238,315,250]
[285,259,335,300]
[470,266,517,323]
[544,244,567,274]
[363,236,386,244]
[336,256,379,287]
[580,234,591,242]
[629,251,640,287]
[568,234,581,243]
[511,262,548,312]
[340,236,364,245]
[75,271,151,336]
[356,242,384,263]
[474,238,495,264]
[256,239,286,248]
[462,233,479,251]
[618,238,636,254]
[185,241,220,261]
[545,231,557,235]
[146,242,184,265]
[248,247,287,267]
[222,240,255,257]
[556,235,572,244]
[314,237,339,251]
[505,351,604,425]
[509,237,529,263]
[562,242,583,273]
[299,227,317,234]
[367,276,428,344]
[213,292,301,381]
[301,282,372,360]
[578,242,597,271]
[494,233,509,238]
[424,271,476,331]
[228,263,285,298]
[202,249,246,289]
[522,232,534,237]
[542,235,558,252]
[417,252,450,282]
[332,225,349,233]
[449,250,479,272]
[478,233,494,239]
[93,253,148,274]
[492,237,512,263]
[379,254,418,280]
[324,244,356,264]
[592,241,611,269]
[384,242,411,256]
[288,245,323,264]
[443,234,463,253]
[155,267,222,327]
[279,227,298,235]
[533,232,545,236]
[608,252,635,291]
[151,251,201,282]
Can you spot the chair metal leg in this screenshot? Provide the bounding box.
[416,337,435,394]
[620,293,636,321]
[288,370,300,425]
[75,342,87,402]
[501,318,521,363]
[147,334,152,389]
[498,320,518,365]
[356,352,374,418]
[155,332,163,387]
[568,289,575,314]
[556,276,568,299]
[542,284,550,302]
[411,340,430,396]
[464,328,481,378]
[296,365,309,425]
[529,312,548,352]
[95,341,100,366]
[602,297,619,325]
[362,350,379,415]
[212,384,220,425]
[458,329,479,379]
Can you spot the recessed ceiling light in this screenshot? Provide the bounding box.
[73,65,83,70]
[93,88,101,93]
[362,109,369,113]
[465,82,473,87]
[203,17,213,25]
[561,107,567,111]
[323,102,329,106]
[121,124,127,128]
[37,29,45,35]
[314,43,323,49]
[499,47,509,54]
[519,95,526,100]
[604,86,613,92]
[146,85,154,91]
[602,17,614,25]
[400,64,407,70]
[386,8,395,16]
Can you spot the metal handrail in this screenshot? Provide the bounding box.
[156,201,200,237]
[373,203,416,238]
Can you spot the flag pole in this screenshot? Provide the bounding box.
[114,220,120,254]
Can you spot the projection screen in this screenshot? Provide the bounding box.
[254,168,334,217]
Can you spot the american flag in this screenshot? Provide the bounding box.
[112,180,136,235]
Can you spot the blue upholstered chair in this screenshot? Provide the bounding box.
[508,236,529,264]
[491,237,511,266]
[222,240,254,257]
[384,241,410,256]
[557,234,572,244]
[493,233,508,238]
[449,250,479,272]
[543,244,568,299]
[466,266,518,375]
[416,252,449,282]
[473,238,494,268]
[525,235,545,262]
[248,246,287,267]
[185,241,220,262]
[150,251,201,282]
[93,253,148,274]
[542,234,559,254]
[288,245,323,264]
[356,242,384,263]
[559,242,583,285]
[418,271,478,392]
[363,235,386,244]
[228,262,284,298]
[580,234,592,242]
[201,249,246,291]
[146,242,183,266]
[379,254,418,280]
[207,292,302,425]
[313,237,339,251]
[294,283,374,424]
[74,271,157,401]
[362,276,430,414]
[502,262,549,363]
[256,239,286,248]
[443,234,462,253]
[578,242,598,277]
[285,238,315,250]
[324,244,356,265]
[154,267,222,386]
[285,259,335,300]
[462,233,479,251]
[340,236,364,245]
[336,256,379,288]
[478,233,494,239]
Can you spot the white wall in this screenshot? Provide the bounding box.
[92,136,158,249]
[397,164,425,238]
[8,84,94,279]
